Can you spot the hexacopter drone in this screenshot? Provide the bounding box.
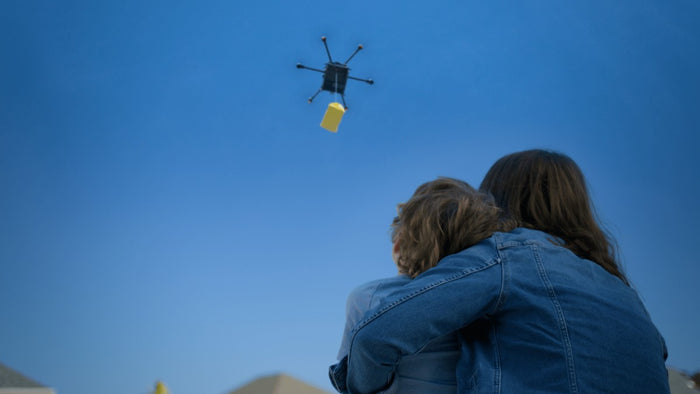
[296,36,374,109]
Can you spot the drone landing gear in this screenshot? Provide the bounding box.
[308,90,347,109]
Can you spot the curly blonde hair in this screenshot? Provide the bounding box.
[391,177,516,278]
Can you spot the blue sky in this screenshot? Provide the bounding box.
[1,1,698,393]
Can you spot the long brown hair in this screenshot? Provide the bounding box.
[479,149,628,285]
[391,177,516,278]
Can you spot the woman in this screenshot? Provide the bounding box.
[330,149,669,393]
[479,149,627,284]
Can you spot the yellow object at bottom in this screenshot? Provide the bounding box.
[320,102,345,132]
[154,381,169,394]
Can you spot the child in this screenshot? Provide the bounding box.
[334,177,516,393]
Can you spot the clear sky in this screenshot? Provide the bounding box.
[1,1,698,393]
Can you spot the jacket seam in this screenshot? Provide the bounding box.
[491,248,507,394]
[532,243,579,394]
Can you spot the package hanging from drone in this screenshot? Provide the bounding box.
[320,102,345,132]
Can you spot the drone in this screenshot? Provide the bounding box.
[296,36,374,109]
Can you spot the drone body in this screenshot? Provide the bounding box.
[297,36,373,109]
[321,62,349,95]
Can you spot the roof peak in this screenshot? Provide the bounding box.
[0,361,49,389]
[229,373,328,394]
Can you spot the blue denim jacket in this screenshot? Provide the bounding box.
[338,276,458,393]
[329,228,669,393]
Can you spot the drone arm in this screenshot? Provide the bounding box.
[344,45,363,65]
[347,75,374,85]
[297,64,325,73]
[321,36,334,62]
[308,87,323,103]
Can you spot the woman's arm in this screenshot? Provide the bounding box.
[337,276,412,360]
[330,246,504,393]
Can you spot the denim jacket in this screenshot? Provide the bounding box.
[329,228,669,393]
[338,276,459,393]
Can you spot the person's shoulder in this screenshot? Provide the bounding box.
[437,235,501,269]
[442,228,563,264]
[348,275,411,300]
[492,227,562,249]
[346,275,412,314]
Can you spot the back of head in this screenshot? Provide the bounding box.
[392,177,516,278]
[479,149,628,284]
